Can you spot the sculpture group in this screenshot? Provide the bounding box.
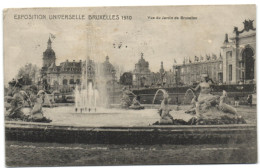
[153,74,246,125]
[5,74,247,126]
[4,78,51,122]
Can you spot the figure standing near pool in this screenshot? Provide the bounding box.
[121,87,134,108]
[29,90,52,122]
[247,94,253,107]
[193,74,218,103]
[191,74,238,117]
[192,74,219,116]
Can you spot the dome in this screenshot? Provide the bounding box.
[103,56,115,73]
[43,48,55,59]
[137,55,149,67]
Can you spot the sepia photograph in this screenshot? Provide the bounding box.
[3,5,257,166]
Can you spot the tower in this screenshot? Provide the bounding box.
[160,61,165,74]
[224,33,229,43]
[105,55,109,62]
[42,37,56,68]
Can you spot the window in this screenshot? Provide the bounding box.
[69,79,74,84]
[63,79,68,85]
[226,51,232,58]
[53,80,58,86]
[229,65,232,81]
[219,63,222,70]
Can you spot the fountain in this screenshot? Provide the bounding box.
[152,89,169,104]
[152,87,246,125]
[74,82,99,113]
[152,89,175,125]
[74,25,107,113]
[74,58,101,113]
[5,83,255,144]
[42,93,55,108]
[4,84,51,123]
[183,88,196,105]
[4,65,253,147]
[120,87,144,109]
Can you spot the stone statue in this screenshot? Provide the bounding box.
[158,97,173,124]
[5,79,27,120]
[120,87,134,108]
[29,90,52,122]
[153,74,246,125]
[4,78,51,123]
[233,19,255,36]
[152,89,174,125]
[193,74,219,116]
[129,95,144,110]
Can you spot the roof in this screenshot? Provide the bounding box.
[43,48,55,58]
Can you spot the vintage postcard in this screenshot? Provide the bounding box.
[3,5,257,166]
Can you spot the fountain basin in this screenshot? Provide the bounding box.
[5,121,256,145]
[6,105,256,145]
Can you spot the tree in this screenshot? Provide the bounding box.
[120,72,133,86]
[16,63,40,85]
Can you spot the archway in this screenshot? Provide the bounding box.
[53,80,59,90]
[140,77,146,87]
[69,79,74,85]
[242,47,255,80]
[76,79,81,84]
[63,79,68,85]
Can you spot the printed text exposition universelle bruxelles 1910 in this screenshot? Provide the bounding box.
[13,14,197,21]
[13,14,134,20]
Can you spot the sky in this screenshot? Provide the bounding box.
[3,5,256,84]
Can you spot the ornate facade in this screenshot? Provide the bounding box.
[172,20,256,86]
[173,56,223,85]
[132,54,175,88]
[82,56,117,92]
[221,20,256,84]
[133,53,152,87]
[41,38,117,93]
[40,20,255,91]
[41,38,82,92]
